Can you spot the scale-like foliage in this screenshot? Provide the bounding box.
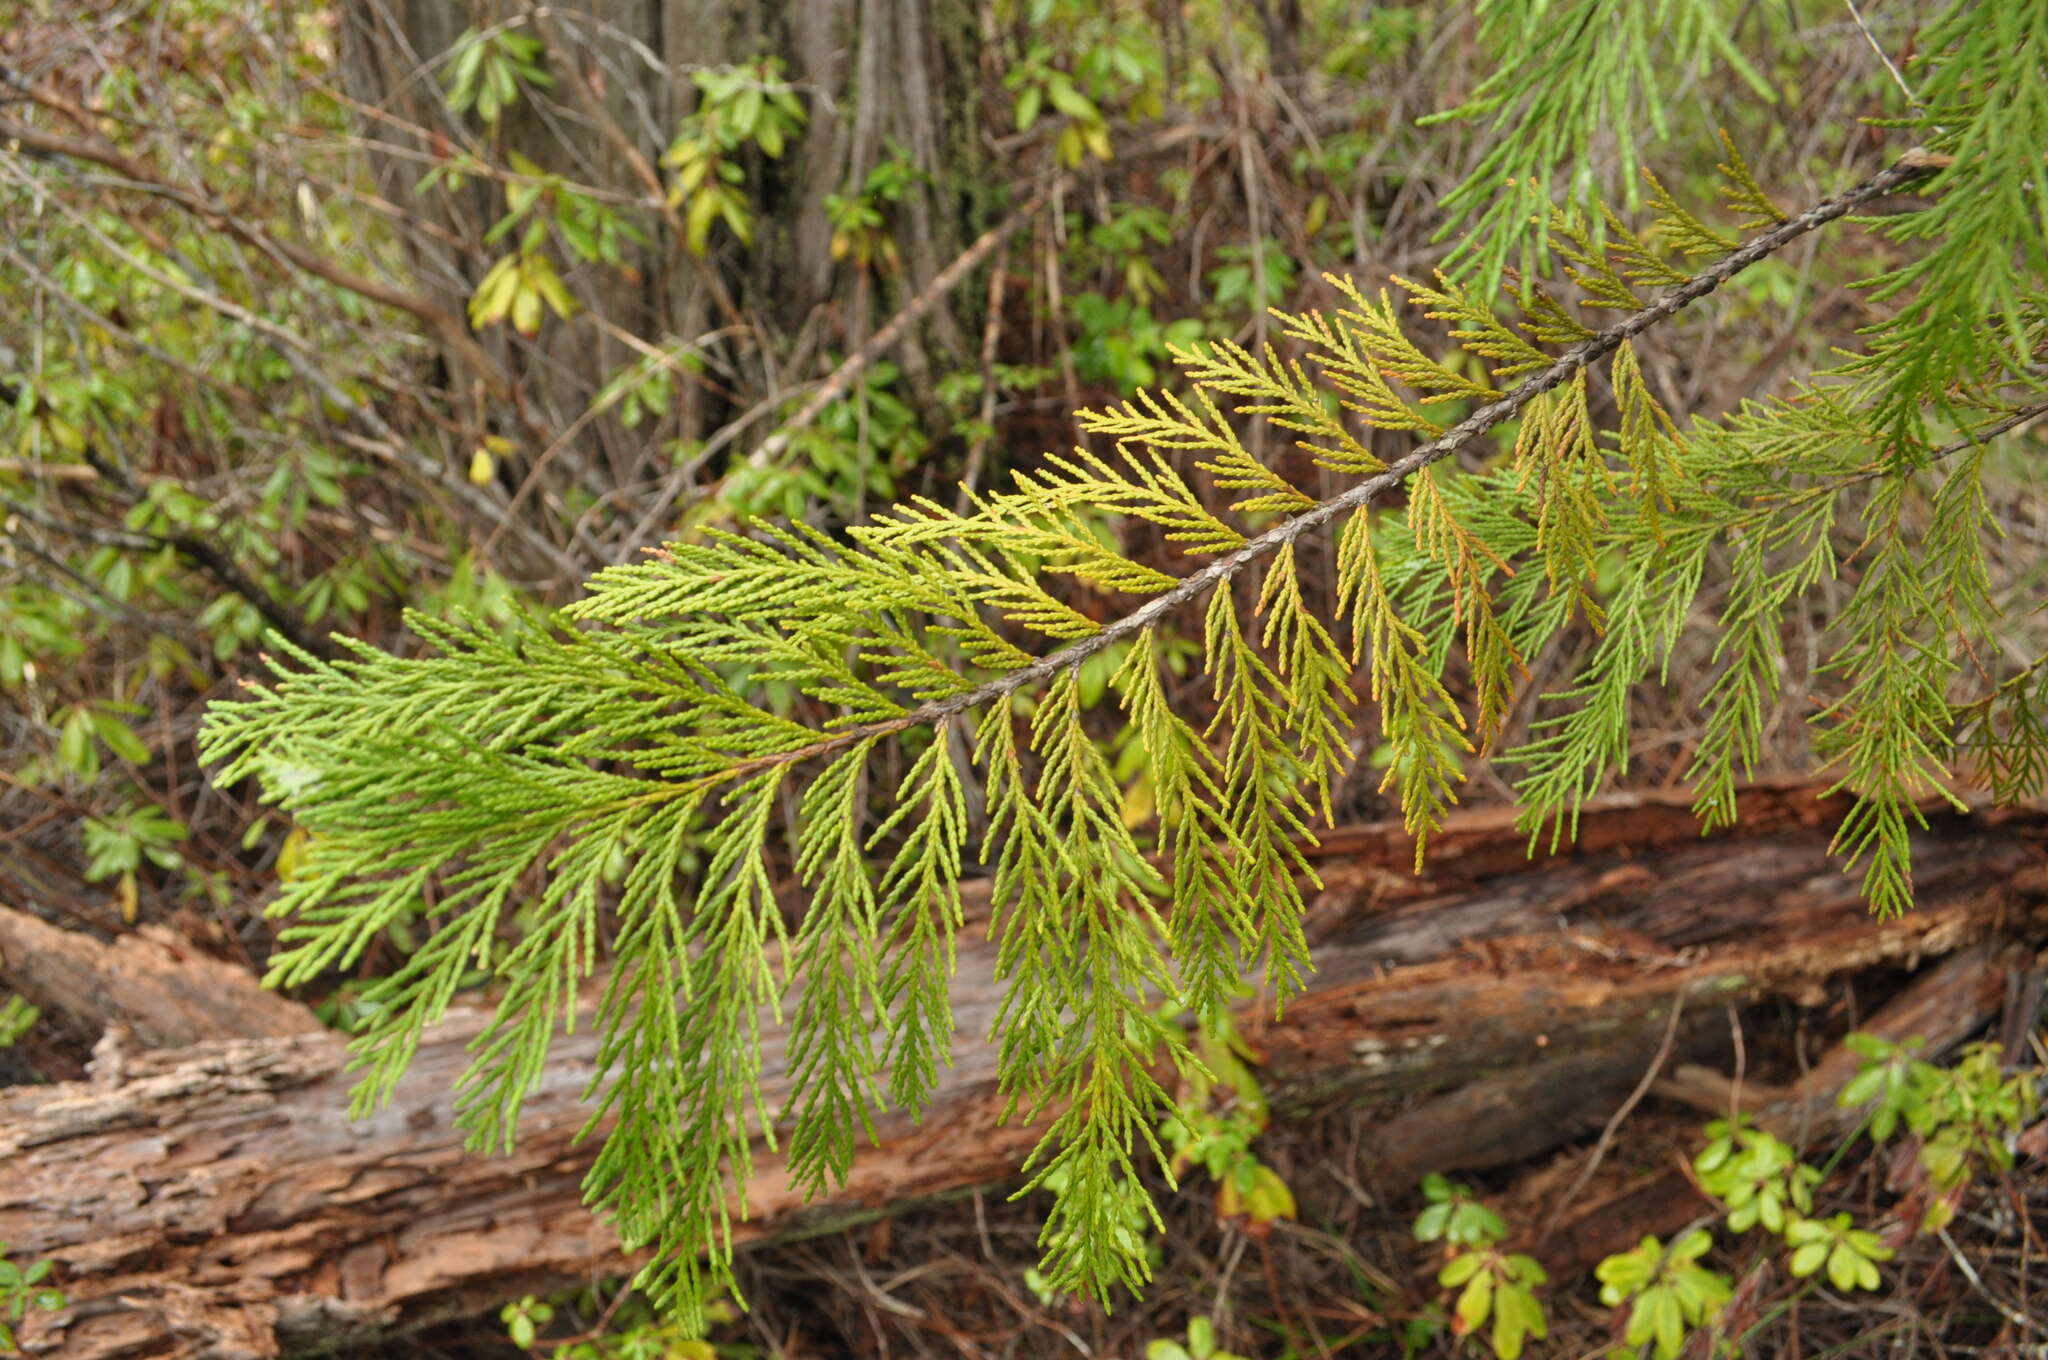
[201,44,2048,1317]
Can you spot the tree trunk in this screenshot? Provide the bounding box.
[3,782,2044,1358]
[336,0,989,543]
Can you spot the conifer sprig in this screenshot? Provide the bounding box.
[199,150,1967,1318]
[1851,5,2048,441]
[1422,0,1776,286]
[845,153,1942,751]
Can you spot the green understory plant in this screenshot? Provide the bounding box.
[1420,1021,2042,1360]
[0,996,37,1048]
[1594,1230,1732,1360]
[0,1245,64,1354]
[442,25,552,127]
[1693,1117,1818,1235]
[502,1282,735,1360]
[1069,291,1208,393]
[1160,1008,1294,1231]
[1415,1176,1548,1360]
[198,9,2048,1330]
[81,799,190,924]
[1837,1035,2037,1232]
[1145,1314,1250,1360]
[1782,1213,1892,1294]
[661,60,808,256]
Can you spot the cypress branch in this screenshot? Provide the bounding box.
[799,152,1940,764]
[200,147,2014,1320]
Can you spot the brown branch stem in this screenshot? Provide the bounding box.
[1,490,325,658]
[746,181,1063,470]
[0,159,583,582]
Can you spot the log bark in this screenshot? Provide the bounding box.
[1,782,2043,1358]
[0,909,317,1050]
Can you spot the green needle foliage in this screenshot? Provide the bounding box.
[1850,5,2048,444]
[200,10,2048,1324]
[1423,0,1775,289]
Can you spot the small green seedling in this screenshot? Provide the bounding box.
[1784,1213,1893,1292]
[1414,1176,1548,1360]
[0,1245,65,1353]
[1694,1116,1819,1235]
[1594,1231,1732,1360]
[1145,1315,1250,1360]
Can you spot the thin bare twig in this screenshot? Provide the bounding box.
[0,95,507,396]
[1843,0,1921,109]
[1937,1226,2042,1335]
[747,181,1061,471]
[2,491,324,656]
[482,322,748,563]
[0,160,582,581]
[614,388,787,559]
[956,254,1009,515]
[527,9,751,336]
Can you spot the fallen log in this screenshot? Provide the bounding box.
[1,782,2043,1358]
[0,908,318,1049]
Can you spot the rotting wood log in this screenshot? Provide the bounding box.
[1,782,2043,1358]
[0,907,319,1049]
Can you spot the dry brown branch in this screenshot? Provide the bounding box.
[744,181,1062,473]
